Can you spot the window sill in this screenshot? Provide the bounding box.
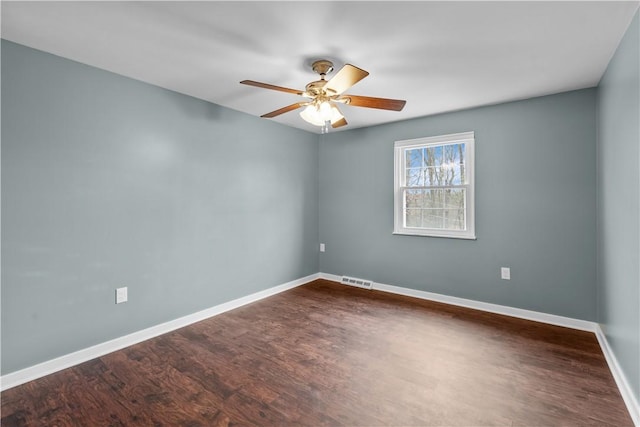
[392,231,477,240]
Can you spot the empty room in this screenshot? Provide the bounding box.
[1,1,639,426]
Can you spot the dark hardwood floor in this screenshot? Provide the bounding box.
[1,279,633,426]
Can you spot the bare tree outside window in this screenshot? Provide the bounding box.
[404,143,466,230]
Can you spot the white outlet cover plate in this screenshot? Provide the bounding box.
[320,243,325,252]
[501,267,511,280]
[116,287,128,304]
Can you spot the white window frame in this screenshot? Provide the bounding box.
[393,131,476,239]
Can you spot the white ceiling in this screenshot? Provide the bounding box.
[2,1,638,134]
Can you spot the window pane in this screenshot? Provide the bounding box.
[424,146,440,186]
[423,209,445,229]
[425,146,443,168]
[445,208,465,230]
[403,188,466,230]
[444,188,465,209]
[406,148,423,168]
[425,143,466,186]
[406,208,422,227]
[405,145,467,187]
[423,189,444,208]
[406,167,423,186]
[405,148,425,186]
[405,189,423,208]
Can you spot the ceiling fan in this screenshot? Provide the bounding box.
[240,60,406,133]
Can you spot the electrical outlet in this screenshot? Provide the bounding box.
[501,267,511,280]
[320,243,326,252]
[116,287,128,304]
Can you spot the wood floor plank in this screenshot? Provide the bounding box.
[1,279,633,426]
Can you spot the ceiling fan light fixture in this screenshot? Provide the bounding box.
[299,102,344,128]
[319,101,333,121]
[300,104,325,126]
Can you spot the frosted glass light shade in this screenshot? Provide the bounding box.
[300,105,326,126]
[299,102,344,127]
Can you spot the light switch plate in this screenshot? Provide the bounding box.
[501,267,511,280]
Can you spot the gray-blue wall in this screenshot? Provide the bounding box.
[597,10,640,402]
[319,89,597,321]
[1,40,319,374]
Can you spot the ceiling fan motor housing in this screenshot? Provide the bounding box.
[311,60,334,77]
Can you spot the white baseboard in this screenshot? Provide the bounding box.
[319,272,597,331]
[595,326,640,426]
[0,273,319,392]
[320,272,639,425]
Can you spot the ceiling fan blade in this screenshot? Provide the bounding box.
[325,64,369,95]
[332,117,348,128]
[342,95,406,111]
[240,80,304,96]
[261,103,306,118]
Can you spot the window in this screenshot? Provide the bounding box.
[394,132,475,239]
